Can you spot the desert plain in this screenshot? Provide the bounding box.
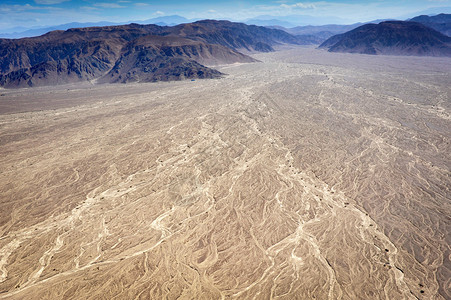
[0,46,450,299]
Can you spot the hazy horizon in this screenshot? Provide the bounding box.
[1,0,451,32]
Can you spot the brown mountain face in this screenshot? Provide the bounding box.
[0,24,162,75]
[0,20,308,88]
[166,20,317,51]
[0,25,161,88]
[319,21,451,57]
[98,36,250,83]
[0,40,118,88]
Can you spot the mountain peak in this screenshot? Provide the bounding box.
[0,20,317,88]
[319,20,451,57]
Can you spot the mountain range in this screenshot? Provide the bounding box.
[409,13,451,36]
[0,20,315,88]
[2,13,451,88]
[2,12,451,42]
[274,19,394,41]
[319,21,451,57]
[244,14,351,27]
[0,16,193,40]
[274,14,451,42]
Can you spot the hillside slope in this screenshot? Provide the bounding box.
[410,13,451,36]
[319,21,451,57]
[0,20,309,88]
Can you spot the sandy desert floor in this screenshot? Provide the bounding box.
[0,46,450,299]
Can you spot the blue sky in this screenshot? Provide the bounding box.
[1,0,450,31]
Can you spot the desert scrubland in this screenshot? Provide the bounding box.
[0,47,450,299]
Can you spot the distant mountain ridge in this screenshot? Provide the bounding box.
[245,19,296,28]
[3,12,450,41]
[0,15,193,39]
[319,21,451,57]
[0,22,118,39]
[265,14,450,43]
[409,13,451,36]
[282,19,392,38]
[278,24,362,42]
[0,20,315,88]
[245,14,351,27]
[169,20,319,51]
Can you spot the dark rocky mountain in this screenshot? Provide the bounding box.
[270,19,394,43]
[167,20,319,51]
[0,20,308,88]
[410,13,451,36]
[319,21,451,57]
[0,24,162,88]
[99,36,253,84]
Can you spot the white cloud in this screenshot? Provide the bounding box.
[93,3,125,8]
[80,6,98,11]
[280,2,316,9]
[34,0,69,4]
[134,3,150,7]
[154,11,165,16]
[2,4,42,11]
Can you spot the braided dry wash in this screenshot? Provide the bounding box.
[0,47,450,299]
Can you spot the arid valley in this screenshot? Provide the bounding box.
[0,47,450,299]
